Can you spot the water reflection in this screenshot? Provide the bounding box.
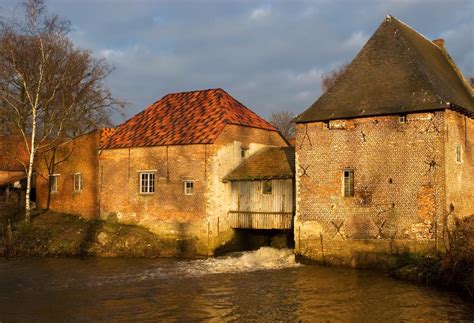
[0,249,472,321]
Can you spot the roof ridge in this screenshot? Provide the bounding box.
[389,15,435,47]
[390,17,446,106]
[162,88,224,98]
[217,90,276,130]
[435,41,474,98]
[392,16,473,108]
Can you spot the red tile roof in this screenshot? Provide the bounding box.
[101,88,277,149]
[99,128,116,147]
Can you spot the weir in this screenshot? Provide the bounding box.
[216,228,294,254]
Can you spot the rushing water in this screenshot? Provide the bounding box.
[0,247,473,322]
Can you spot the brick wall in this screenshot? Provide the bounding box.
[36,130,100,219]
[99,124,287,255]
[294,112,447,265]
[444,110,474,219]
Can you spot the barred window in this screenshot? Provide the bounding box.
[241,148,248,158]
[343,169,354,197]
[50,174,60,193]
[456,144,462,163]
[74,173,83,192]
[139,172,155,194]
[399,115,407,123]
[184,181,194,195]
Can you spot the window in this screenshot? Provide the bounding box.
[184,181,194,195]
[456,144,462,163]
[262,180,272,195]
[74,173,83,192]
[50,174,59,193]
[399,115,407,123]
[241,148,248,158]
[343,169,354,197]
[139,172,155,194]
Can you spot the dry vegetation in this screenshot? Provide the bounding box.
[0,209,175,258]
[391,215,474,297]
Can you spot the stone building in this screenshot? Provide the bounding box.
[293,16,474,266]
[35,128,115,218]
[97,88,287,255]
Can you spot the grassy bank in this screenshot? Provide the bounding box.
[0,209,176,257]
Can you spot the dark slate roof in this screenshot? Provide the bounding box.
[101,88,277,149]
[223,147,295,182]
[295,15,474,123]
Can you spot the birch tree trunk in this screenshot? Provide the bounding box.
[25,108,36,222]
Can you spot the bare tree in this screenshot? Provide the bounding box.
[270,111,295,141]
[321,63,349,92]
[0,0,125,221]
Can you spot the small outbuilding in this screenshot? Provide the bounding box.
[223,147,295,230]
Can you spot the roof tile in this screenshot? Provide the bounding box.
[101,88,276,149]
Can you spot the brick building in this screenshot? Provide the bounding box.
[95,88,286,255]
[0,137,30,206]
[293,16,474,266]
[35,129,115,218]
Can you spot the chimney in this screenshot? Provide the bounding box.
[432,38,445,48]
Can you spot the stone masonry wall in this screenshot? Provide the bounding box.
[294,112,447,266]
[99,125,287,256]
[444,110,474,220]
[36,130,100,219]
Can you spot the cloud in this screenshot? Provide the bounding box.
[0,0,471,123]
[249,7,271,20]
[288,68,323,85]
[342,31,370,50]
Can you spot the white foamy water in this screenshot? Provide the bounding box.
[181,247,300,276]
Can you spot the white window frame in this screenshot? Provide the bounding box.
[74,173,83,192]
[50,174,60,193]
[184,180,194,195]
[399,115,407,124]
[139,172,155,194]
[343,169,354,197]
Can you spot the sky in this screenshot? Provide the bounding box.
[1,0,473,124]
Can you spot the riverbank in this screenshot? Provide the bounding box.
[390,216,474,298]
[2,208,473,298]
[0,209,179,257]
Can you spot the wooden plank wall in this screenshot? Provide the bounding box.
[228,211,292,229]
[230,179,293,213]
[228,179,294,229]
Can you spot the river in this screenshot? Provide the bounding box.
[0,247,472,321]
